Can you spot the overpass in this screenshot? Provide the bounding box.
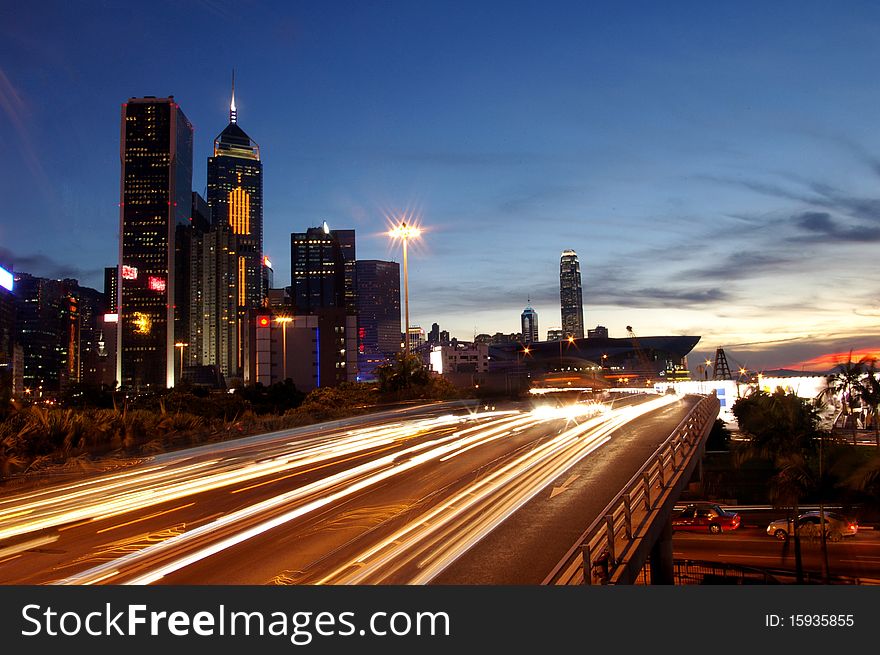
[0,394,718,585]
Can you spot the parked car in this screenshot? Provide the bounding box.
[672,502,741,534]
[766,511,858,542]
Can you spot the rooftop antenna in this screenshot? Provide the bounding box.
[230,68,237,124]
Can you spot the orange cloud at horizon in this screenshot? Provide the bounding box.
[788,348,880,372]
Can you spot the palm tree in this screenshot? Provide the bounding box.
[733,388,826,583]
[823,353,865,446]
[858,359,880,449]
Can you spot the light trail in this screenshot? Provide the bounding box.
[0,410,513,543]
[48,396,676,585]
[318,395,677,583]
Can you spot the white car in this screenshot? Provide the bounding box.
[766,511,858,542]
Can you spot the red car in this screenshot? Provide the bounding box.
[672,503,741,534]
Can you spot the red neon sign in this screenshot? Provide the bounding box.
[147,276,166,292]
[258,316,270,328]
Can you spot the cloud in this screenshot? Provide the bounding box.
[683,251,795,281]
[790,211,880,243]
[0,247,103,284]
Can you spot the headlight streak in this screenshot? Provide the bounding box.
[0,411,509,544]
[52,413,538,585]
[50,396,677,585]
[316,395,678,584]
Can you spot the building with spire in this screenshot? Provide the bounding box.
[521,301,539,344]
[197,73,264,379]
[206,72,264,310]
[560,249,584,339]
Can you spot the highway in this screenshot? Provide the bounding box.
[673,524,880,581]
[0,394,700,585]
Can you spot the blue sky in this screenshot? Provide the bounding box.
[1,1,879,370]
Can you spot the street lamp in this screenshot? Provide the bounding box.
[174,342,188,382]
[388,220,422,358]
[275,316,294,382]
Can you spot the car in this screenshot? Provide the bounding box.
[672,502,741,534]
[766,511,858,542]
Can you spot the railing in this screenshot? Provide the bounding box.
[543,393,720,585]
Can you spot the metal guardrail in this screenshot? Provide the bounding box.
[543,393,720,585]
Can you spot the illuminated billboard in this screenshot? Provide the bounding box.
[147,276,166,292]
[0,266,12,292]
[121,265,138,280]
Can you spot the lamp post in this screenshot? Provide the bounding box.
[174,342,188,383]
[275,316,293,382]
[388,220,422,358]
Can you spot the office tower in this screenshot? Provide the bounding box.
[190,223,239,378]
[118,96,193,389]
[206,76,264,309]
[439,329,450,345]
[428,322,440,344]
[291,222,355,312]
[104,266,118,313]
[587,325,609,339]
[75,284,109,384]
[12,273,79,396]
[355,260,400,377]
[407,326,425,351]
[560,249,584,339]
[189,191,244,378]
[521,303,539,343]
[547,327,564,342]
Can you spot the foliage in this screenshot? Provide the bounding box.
[732,388,829,583]
[376,353,431,392]
[233,380,306,415]
[705,418,731,451]
[822,354,866,445]
[858,359,880,448]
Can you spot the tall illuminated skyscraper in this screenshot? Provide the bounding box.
[118,96,193,389]
[521,302,539,343]
[560,249,584,339]
[206,74,263,309]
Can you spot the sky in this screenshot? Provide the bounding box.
[1,0,879,372]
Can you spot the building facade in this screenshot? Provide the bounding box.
[560,249,585,339]
[290,223,354,313]
[206,85,264,310]
[521,304,539,343]
[243,308,357,390]
[12,273,79,397]
[354,260,400,378]
[118,96,193,389]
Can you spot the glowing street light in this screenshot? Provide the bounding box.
[174,342,188,382]
[388,220,422,358]
[275,316,294,381]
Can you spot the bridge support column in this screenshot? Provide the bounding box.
[649,518,674,585]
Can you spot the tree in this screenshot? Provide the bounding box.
[858,359,880,449]
[823,353,865,446]
[377,353,430,393]
[732,388,827,583]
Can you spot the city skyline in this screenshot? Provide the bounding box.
[2,2,880,371]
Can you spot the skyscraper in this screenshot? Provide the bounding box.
[560,249,584,339]
[104,266,118,313]
[207,75,264,309]
[291,222,354,313]
[118,96,193,389]
[521,303,539,343]
[355,260,400,378]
